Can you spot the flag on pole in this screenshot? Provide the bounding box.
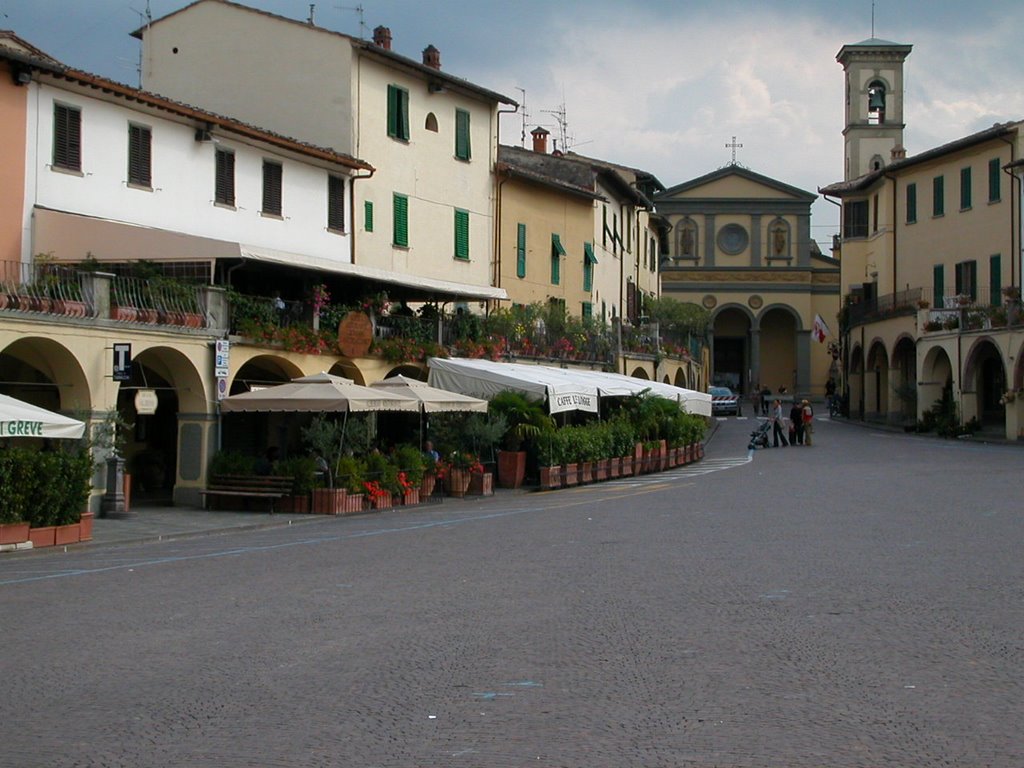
[812,314,830,343]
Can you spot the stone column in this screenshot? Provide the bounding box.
[796,329,811,396]
[704,215,716,266]
[749,327,761,392]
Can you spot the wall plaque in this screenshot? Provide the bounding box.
[337,311,373,358]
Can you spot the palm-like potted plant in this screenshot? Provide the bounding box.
[489,390,551,488]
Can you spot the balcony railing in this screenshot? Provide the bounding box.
[846,287,922,326]
[0,261,97,318]
[110,274,206,327]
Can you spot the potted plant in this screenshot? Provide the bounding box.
[489,391,550,489]
[277,456,316,513]
[392,444,425,505]
[364,452,397,509]
[534,430,563,490]
[443,450,480,497]
[335,455,366,514]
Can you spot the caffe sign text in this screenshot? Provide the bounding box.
[0,420,45,437]
[551,392,597,413]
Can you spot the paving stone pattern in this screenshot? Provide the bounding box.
[0,418,1021,767]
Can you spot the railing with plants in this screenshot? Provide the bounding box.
[110,274,206,327]
[0,259,95,318]
[920,286,1023,333]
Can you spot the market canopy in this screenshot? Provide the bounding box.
[0,393,86,439]
[427,358,711,416]
[428,357,600,414]
[368,374,489,413]
[220,372,420,413]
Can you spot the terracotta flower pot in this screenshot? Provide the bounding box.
[496,450,526,489]
[28,526,56,548]
[445,468,472,497]
[55,522,81,546]
[79,512,94,542]
[539,466,561,490]
[420,473,437,498]
[468,472,493,496]
[0,521,30,545]
[311,488,346,515]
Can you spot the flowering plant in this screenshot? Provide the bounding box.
[311,284,331,316]
[444,450,484,473]
[396,471,415,493]
[362,480,389,499]
[359,291,390,315]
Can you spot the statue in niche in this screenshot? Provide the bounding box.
[679,221,696,258]
[771,223,787,257]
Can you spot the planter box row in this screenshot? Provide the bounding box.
[0,513,94,550]
[276,472,495,516]
[539,442,704,490]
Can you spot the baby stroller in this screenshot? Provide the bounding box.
[748,419,771,450]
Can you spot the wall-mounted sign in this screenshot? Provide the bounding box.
[338,311,373,358]
[134,389,158,415]
[214,339,230,379]
[113,343,132,382]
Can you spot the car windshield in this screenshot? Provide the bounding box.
[710,387,731,396]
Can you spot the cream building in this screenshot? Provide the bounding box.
[136,0,515,304]
[657,165,839,398]
[821,38,1024,439]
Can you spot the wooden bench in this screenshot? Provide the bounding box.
[200,474,294,512]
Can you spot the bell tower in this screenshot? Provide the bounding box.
[837,38,912,180]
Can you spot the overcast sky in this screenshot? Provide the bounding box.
[6,0,1024,248]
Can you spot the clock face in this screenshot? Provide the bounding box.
[717,223,749,255]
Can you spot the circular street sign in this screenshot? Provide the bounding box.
[134,388,159,415]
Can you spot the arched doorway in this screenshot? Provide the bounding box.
[964,340,1006,427]
[757,306,798,395]
[226,355,304,460]
[711,306,752,393]
[891,336,917,422]
[865,341,889,420]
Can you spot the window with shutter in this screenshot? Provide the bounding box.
[583,242,597,292]
[933,175,944,217]
[988,158,1001,202]
[327,175,345,232]
[455,109,471,161]
[454,209,469,260]
[393,193,409,247]
[960,167,971,210]
[550,234,565,285]
[53,103,81,171]
[933,264,944,307]
[387,85,410,141]
[955,260,976,301]
[989,254,1001,305]
[516,223,526,278]
[127,123,152,187]
[215,149,235,206]
[906,183,917,223]
[262,161,282,216]
[364,201,374,232]
[582,302,593,319]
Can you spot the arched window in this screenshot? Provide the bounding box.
[867,80,886,125]
[870,154,885,172]
[425,112,438,132]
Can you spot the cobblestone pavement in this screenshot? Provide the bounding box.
[0,417,1021,767]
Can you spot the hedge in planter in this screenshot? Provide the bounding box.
[0,446,91,528]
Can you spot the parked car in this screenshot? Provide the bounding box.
[709,386,742,416]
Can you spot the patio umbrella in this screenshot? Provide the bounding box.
[369,374,489,413]
[0,393,86,439]
[220,372,420,413]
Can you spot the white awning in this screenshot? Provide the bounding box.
[427,357,599,414]
[426,358,712,416]
[239,245,507,301]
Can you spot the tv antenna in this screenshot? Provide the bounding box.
[129,0,152,87]
[871,0,876,37]
[515,87,530,147]
[337,4,368,38]
[542,98,575,154]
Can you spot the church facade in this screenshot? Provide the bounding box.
[657,165,840,399]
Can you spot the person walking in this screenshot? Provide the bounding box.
[771,399,789,447]
[801,399,814,446]
[789,401,804,446]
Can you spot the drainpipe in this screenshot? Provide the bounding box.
[494,165,511,297]
[822,193,850,406]
[1001,139,1020,292]
[883,173,898,293]
[349,168,375,265]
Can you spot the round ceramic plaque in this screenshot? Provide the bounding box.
[717,223,749,255]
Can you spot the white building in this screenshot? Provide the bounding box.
[136,0,514,304]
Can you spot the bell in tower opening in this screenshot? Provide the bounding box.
[868,81,886,125]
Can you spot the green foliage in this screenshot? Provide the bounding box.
[608,417,637,456]
[277,456,318,496]
[364,451,400,493]
[917,390,975,438]
[534,428,565,467]
[208,450,257,475]
[488,390,552,450]
[391,444,425,486]
[335,455,365,494]
[301,415,348,482]
[645,297,711,336]
[0,446,91,527]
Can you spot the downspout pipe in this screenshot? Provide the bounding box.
[349,168,375,266]
[1001,136,1020,291]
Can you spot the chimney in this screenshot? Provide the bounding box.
[422,44,441,70]
[373,26,392,50]
[531,126,549,154]
[891,145,906,162]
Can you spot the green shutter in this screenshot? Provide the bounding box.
[989,158,1001,202]
[933,176,944,216]
[393,193,408,247]
[990,254,1001,305]
[454,209,469,260]
[906,183,916,223]
[550,234,562,285]
[387,85,409,140]
[933,264,944,306]
[582,301,593,319]
[455,109,471,160]
[516,223,526,278]
[364,200,374,232]
[960,167,971,209]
